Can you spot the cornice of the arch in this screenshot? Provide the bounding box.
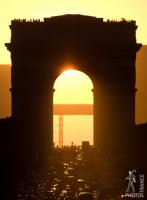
[5,42,142,53]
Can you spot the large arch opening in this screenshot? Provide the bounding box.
[53,69,93,147]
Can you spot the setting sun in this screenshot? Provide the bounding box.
[54,69,93,104]
[61,69,77,76]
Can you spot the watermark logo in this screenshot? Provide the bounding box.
[121,169,144,198]
[126,169,136,193]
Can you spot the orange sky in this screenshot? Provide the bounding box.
[0,0,147,63]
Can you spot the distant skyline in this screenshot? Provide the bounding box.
[1,0,147,63]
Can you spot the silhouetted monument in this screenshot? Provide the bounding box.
[5,14,141,161]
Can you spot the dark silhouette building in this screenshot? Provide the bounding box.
[5,14,141,159]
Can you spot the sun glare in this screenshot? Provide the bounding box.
[54,69,93,104]
[61,69,76,76]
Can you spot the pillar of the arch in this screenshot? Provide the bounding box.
[10,60,54,170]
[94,89,133,150]
[93,62,136,153]
[11,88,53,168]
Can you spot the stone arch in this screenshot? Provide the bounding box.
[5,14,142,158]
